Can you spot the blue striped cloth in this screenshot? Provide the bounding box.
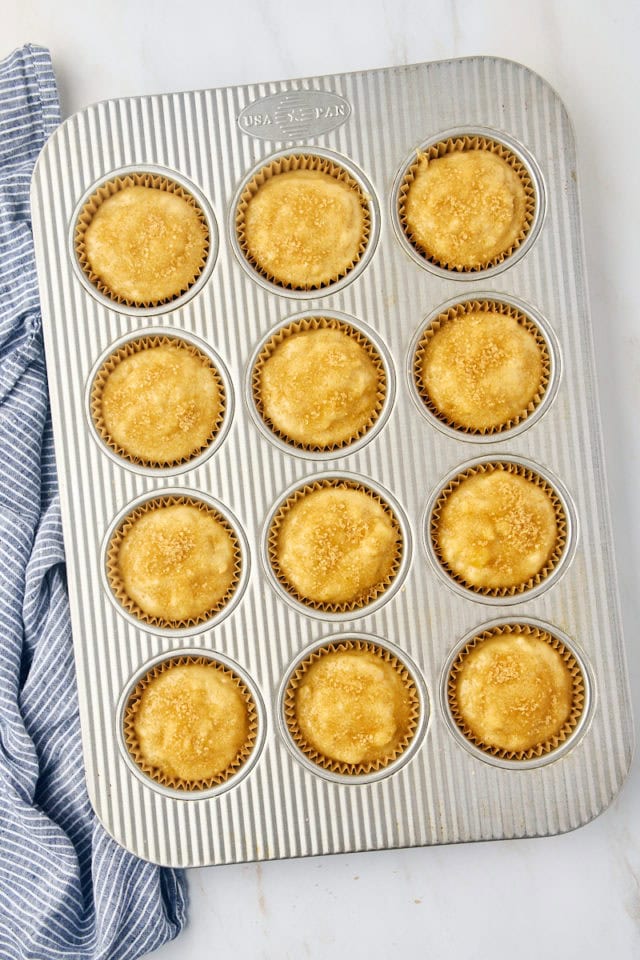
[0,44,187,960]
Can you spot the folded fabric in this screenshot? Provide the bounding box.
[0,44,187,960]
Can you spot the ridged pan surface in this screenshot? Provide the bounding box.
[31,57,633,867]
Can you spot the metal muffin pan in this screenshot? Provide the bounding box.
[31,56,633,867]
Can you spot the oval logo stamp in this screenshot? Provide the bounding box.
[238,90,351,141]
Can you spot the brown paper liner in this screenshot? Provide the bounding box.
[413,300,551,435]
[430,461,567,597]
[447,623,585,760]
[75,172,210,307]
[124,655,258,790]
[284,639,420,775]
[252,316,386,452]
[235,154,371,290]
[397,135,536,272]
[91,334,225,468]
[107,495,242,629]
[268,478,403,614]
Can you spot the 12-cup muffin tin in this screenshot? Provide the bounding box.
[31,57,633,867]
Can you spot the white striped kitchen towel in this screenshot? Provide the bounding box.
[0,44,187,960]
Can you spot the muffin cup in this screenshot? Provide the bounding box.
[413,298,552,436]
[122,653,260,793]
[266,475,406,617]
[105,493,244,631]
[251,314,387,454]
[234,151,372,292]
[281,637,423,779]
[394,129,541,276]
[427,458,571,601]
[74,170,211,309]
[90,333,226,470]
[445,621,588,763]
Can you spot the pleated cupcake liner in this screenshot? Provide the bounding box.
[283,639,420,776]
[235,154,371,290]
[252,316,386,452]
[397,134,536,272]
[413,299,551,435]
[447,623,585,761]
[91,334,225,468]
[106,494,242,629]
[429,461,567,597]
[75,171,210,307]
[123,655,258,791]
[268,478,403,614]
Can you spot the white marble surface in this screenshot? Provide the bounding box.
[4,1,640,957]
